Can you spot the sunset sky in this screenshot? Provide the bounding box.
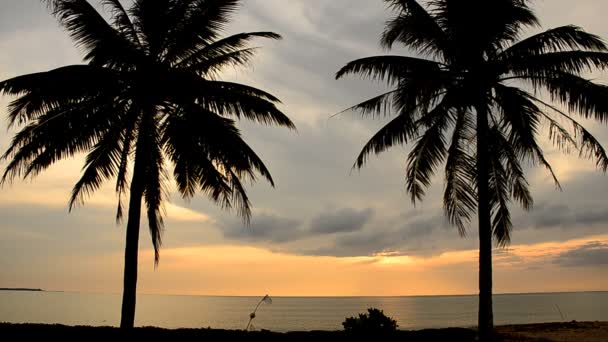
[1,0,608,296]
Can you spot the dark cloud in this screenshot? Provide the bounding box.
[307,231,395,257]
[301,212,462,257]
[310,208,374,234]
[520,202,608,230]
[401,215,450,239]
[217,206,448,257]
[222,213,303,243]
[222,207,376,245]
[554,242,608,267]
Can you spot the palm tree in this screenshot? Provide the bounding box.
[0,0,294,328]
[337,0,608,340]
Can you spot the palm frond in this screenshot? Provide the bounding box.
[158,0,241,60]
[114,115,137,223]
[503,51,608,78]
[337,90,400,119]
[0,65,119,128]
[492,85,562,189]
[530,138,562,190]
[539,72,608,123]
[1,99,120,183]
[143,131,167,265]
[50,0,139,66]
[336,55,443,84]
[163,105,274,215]
[487,0,539,49]
[174,31,281,67]
[226,169,251,224]
[443,109,476,235]
[487,126,525,246]
[382,0,449,57]
[69,123,125,210]
[527,94,608,172]
[492,84,541,158]
[129,0,174,55]
[172,79,294,129]
[165,137,232,203]
[406,100,453,203]
[499,25,607,60]
[190,48,259,78]
[101,0,142,47]
[352,83,452,169]
[431,0,538,57]
[488,161,512,247]
[354,106,419,169]
[490,125,533,211]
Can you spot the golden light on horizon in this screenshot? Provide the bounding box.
[114,235,608,297]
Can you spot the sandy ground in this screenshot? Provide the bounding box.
[498,321,608,342]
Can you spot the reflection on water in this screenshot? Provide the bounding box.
[1,291,607,331]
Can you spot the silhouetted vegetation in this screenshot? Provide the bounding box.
[342,308,398,336]
[247,294,273,331]
[4,322,606,341]
[0,323,477,342]
[0,0,293,329]
[337,0,608,340]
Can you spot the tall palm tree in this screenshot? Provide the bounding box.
[337,0,608,340]
[0,0,294,328]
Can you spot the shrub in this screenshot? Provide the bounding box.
[342,308,398,335]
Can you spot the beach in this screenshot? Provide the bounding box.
[496,322,608,342]
[1,322,607,341]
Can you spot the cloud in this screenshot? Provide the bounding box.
[524,203,608,230]
[165,204,211,223]
[554,242,608,267]
[222,213,303,243]
[310,207,374,234]
[301,212,462,258]
[221,207,375,245]
[216,205,466,258]
[308,230,395,258]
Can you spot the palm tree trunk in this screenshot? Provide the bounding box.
[120,159,145,329]
[476,101,494,341]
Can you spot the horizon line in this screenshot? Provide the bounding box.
[6,289,607,298]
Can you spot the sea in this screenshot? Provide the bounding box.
[1,291,607,332]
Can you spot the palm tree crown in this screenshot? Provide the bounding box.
[1,0,294,260]
[337,0,608,339]
[338,0,608,243]
[0,0,294,328]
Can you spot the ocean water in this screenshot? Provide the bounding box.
[1,291,607,331]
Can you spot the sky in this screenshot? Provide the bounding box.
[1,0,608,296]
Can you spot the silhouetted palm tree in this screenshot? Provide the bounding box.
[0,0,294,328]
[337,0,608,340]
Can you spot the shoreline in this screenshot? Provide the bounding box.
[0,288,43,292]
[1,321,607,341]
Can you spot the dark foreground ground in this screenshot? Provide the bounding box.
[1,321,607,341]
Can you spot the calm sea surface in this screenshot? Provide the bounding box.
[1,291,607,331]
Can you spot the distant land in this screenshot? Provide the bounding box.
[0,288,43,292]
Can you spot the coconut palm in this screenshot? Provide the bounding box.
[336,0,608,340]
[0,0,294,328]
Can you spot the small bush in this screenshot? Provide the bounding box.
[342,308,398,335]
